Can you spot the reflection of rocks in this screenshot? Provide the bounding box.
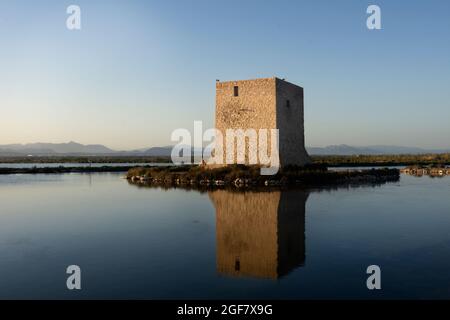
[208,190,309,280]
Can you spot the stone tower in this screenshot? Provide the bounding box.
[215,77,311,167]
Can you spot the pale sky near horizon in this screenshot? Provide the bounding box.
[1,0,449,150]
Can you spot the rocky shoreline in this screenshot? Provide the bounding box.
[127,165,400,189]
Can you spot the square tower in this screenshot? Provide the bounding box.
[215,77,311,167]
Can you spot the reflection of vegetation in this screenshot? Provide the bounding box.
[127,164,400,189]
[128,176,400,194]
[313,154,450,167]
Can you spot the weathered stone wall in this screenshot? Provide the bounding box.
[215,78,277,164]
[215,77,310,166]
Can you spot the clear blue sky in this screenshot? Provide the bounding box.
[1,0,449,150]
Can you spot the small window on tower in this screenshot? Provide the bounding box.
[233,86,239,97]
[286,99,290,108]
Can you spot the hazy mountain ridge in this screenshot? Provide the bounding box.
[0,142,115,155]
[1,142,449,156]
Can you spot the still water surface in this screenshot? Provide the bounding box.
[0,173,449,299]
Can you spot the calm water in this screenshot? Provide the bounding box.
[0,172,449,299]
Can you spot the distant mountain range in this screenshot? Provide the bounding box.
[0,142,115,156]
[0,142,187,157]
[0,142,449,157]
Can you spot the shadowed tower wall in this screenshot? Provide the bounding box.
[215,77,311,166]
[208,190,308,279]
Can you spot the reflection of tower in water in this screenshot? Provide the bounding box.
[208,190,309,280]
